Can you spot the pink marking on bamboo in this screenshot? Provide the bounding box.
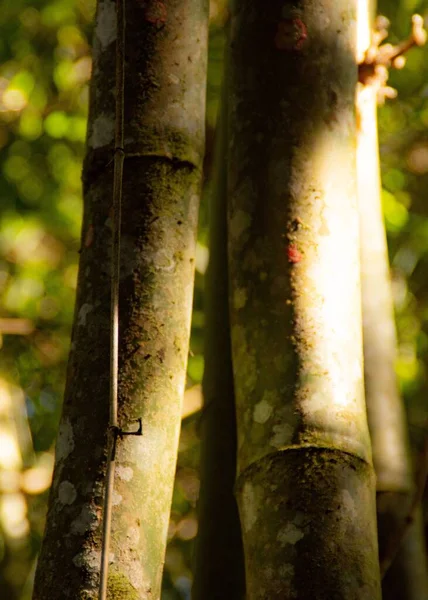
[275,18,308,51]
[287,244,302,264]
[144,0,167,26]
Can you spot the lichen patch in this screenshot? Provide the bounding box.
[116,466,134,481]
[58,481,77,505]
[71,504,98,535]
[241,481,260,532]
[270,423,293,448]
[112,490,123,506]
[73,549,100,573]
[253,399,273,424]
[277,522,304,545]
[126,526,140,546]
[88,114,115,149]
[55,418,75,463]
[95,0,117,50]
[78,303,93,327]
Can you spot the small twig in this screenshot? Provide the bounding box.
[385,15,427,64]
[111,419,143,460]
[380,432,428,578]
[358,14,427,103]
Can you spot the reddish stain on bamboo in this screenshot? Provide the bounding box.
[143,0,167,26]
[287,244,302,264]
[275,18,308,51]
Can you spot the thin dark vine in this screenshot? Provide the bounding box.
[98,0,125,597]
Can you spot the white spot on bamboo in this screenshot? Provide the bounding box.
[71,504,98,535]
[78,303,93,327]
[270,423,293,448]
[88,114,115,149]
[112,490,122,506]
[58,481,77,505]
[253,399,273,424]
[73,549,101,572]
[241,482,260,532]
[277,522,304,545]
[127,526,140,545]
[95,0,117,50]
[168,73,180,85]
[153,249,176,272]
[128,563,145,590]
[56,418,75,463]
[116,466,134,481]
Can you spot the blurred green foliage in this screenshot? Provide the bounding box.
[378,0,428,441]
[1,0,428,598]
[0,1,94,597]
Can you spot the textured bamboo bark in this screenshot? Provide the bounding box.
[357,2,428,598]
[33,1,209,599]
[192,75,245,600]
[228,1,381,598]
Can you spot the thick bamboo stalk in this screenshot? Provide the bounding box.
[32,1,209,598]
[228,1,381,597]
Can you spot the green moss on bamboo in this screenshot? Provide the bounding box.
[107,570,140,600]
